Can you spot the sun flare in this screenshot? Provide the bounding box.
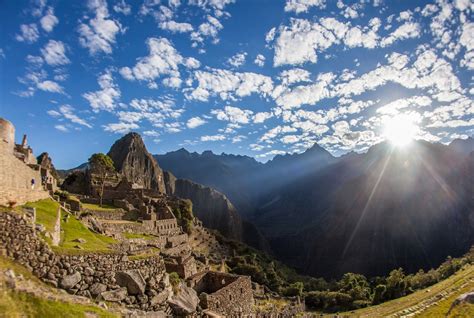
[383,114,419,147]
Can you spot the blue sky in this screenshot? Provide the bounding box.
[0,0,473,168]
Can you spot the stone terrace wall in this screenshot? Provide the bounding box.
[0,143,49,206]
[205,275,254,316]
[0,211,170,311]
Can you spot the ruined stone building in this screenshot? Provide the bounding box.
[190,271,254,317]
[0,118,55,205]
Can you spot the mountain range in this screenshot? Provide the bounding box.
[156,137,474,278]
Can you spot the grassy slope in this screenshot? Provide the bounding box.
[82,202,117,211]
[25,199,116,253]
[0,256,116,318]
[324,265,474,317]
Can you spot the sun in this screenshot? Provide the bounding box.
[383,114,419,147]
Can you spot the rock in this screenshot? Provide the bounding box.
[448,291,474,315]
[84,267,94,276]
[150,290,170,306]
[73,238,86,243]
[98,302,108,310]
[115,270,146,295]
[60,271,81,289]
[100,288,128,302]
[5,269,16,279]
[74,245,83,250]
[89,283,107,296]
[168,284,199,315]
[35,224,46,232]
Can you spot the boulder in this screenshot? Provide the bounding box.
[60,271,81,289]
[100,287,128,302]
[448,291,474,315]
[168,284,199,315]
[89,283,107,296]
[115,270,146,295]
[150,290,170,306]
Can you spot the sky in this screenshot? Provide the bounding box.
[0,0,473,168]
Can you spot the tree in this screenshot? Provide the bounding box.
[88,153,115,207]
[338,273,371,301]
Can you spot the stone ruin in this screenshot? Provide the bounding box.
[189,271,254,316]
[0,117,57,206]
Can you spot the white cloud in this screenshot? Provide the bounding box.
[40,7,59,32]
[55,124,69,132]
[78,0,122,55]
[281,135,300,144]
[83,71,121,112]
[49,104,92,128]
[253,112,273,124]
[37,80,64,93]
[200,134,226,141]
[159,20,193,33]
[187,116,207,128]
[212,105,254,124]
[113,0,131,15]
[41,40,70,66]
[104,122,139,134]
[227,52,247,68]
[271,18,380,67]
[16,24,39,43]
[460,22,474,70]
[186,68,273,101]
[380,22,421,47]
[120,37,198,87]
[254,54,265,67]
[279,68,311,85]
[284,0,326,14]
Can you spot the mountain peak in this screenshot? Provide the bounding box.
[107,132,166,192]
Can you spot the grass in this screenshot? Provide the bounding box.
[255,298,290,312]
[123,232,157,240]
[24,199,117,254]
[82,202,117,212]
[128,248,160,261]
[0,290,117,318]
[325,265,474,317]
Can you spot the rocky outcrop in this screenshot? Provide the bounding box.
[107,133,166,193]
[115,270,146,295]
[168,284,199,315]
[167,177,243,241]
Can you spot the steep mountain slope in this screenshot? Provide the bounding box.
[156,149,263,215]
[107,132,167,193]
[276,142,474,278]
[155,139,474,279]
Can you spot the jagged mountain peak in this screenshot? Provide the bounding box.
[107,132,166,193]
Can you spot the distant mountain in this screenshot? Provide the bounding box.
[155,149,263,216]
[155,140,474,278]
[155,143,335,217]
[449,137,474,156]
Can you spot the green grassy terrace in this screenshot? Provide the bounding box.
[81,202,118,212]
[24,199,117,254]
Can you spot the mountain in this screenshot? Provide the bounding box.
[107,132,167,193]
[106,133,268,250]
[449,137,474,156]
[155,143,335,217]
[155,149,263,216]
[155,140,474,278]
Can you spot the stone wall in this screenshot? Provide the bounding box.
[192,271,254,316]
[0,143,49,206]
[0,211,171,312]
